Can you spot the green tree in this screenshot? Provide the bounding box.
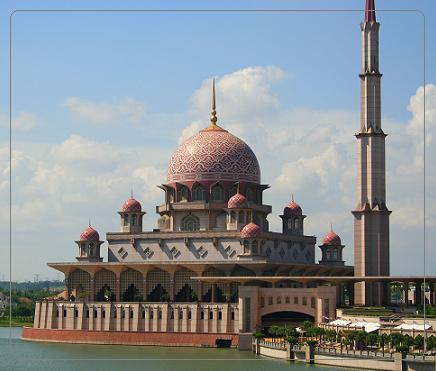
[366,333,378,347]
[268,325,281,338]
[414,335,424,351]
[325,329,337,342]
[379,333,390,351]
[287,336,299,346]
[390,333,404,349]
[302,320,313,331]
[427,335,436,350]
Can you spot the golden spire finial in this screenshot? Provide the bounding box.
[330,222,333,232]
[131,188,133,198]
[237,182,240,194]
[89,217,91,227]
[291,193,294,202]
[210,78,218,126]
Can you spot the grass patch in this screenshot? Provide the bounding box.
[0,316,33,327]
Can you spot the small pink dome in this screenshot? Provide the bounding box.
[323,231,341,245]
[122,198,142,212]
[228,193,248,209]
[241,222,261,238]
[284,201,302,217]
[80,226,99,241]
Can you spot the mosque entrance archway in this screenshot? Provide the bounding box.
[261,311,314,328]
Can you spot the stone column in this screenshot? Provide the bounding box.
[143,274,148,302]
[169,273,175,302]
[90,276,95,301]
[115,275,121,302]
[199,281,204,301]
[65,276,71,301]
[336,284,342,307]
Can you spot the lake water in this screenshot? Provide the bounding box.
[0,328,354,371]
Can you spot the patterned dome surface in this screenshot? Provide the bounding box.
[80,226,99,241]
[322,231,341,245]
[284,201,302,216]
[241,222,261,238]
[167,127,260,184]
[228,193,248,209]
[122,198,142,212]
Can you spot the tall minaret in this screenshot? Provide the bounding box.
[353,0,391,306]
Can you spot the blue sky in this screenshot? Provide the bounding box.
[0,0,435,281]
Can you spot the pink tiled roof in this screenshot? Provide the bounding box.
[167,128,260,184]
[122,198,142,212]
[284,201,302,217]
[228,193,248,209]
[80,226,99,241]
[241,222,261,238]
[322,231,341,246]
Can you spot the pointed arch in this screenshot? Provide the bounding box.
[174,268,199,302]
[192,183,206,201]
[211,183,225,201]
[181,214,200,231]
[68,269,90,301]
[120,269,143,301]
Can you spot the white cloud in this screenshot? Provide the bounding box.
[64,96,145,125]
[3,67,436,279]
[178,120,203,144]
[0,111,41,131]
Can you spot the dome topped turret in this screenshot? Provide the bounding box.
[167,79,260,184]
[322,230,341,245]
[228,192,248,209]
[241,222,261,238]
[80,225,99,241]
[284,195,302,216]
[122,197,142,212]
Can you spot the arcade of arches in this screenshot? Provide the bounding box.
[66,267,243,303]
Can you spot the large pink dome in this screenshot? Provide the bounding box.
[167,126,260,184]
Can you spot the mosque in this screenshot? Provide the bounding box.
[22,0,436,348]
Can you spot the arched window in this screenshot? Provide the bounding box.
[287,219,293,229]
[80,243,86,257]
[246,188,255,202]
[230,211,236,223]
[294,219,299,229]
[89,242,95,256]
[181,214,200,231]
[211,184,224,201]
[238,212,245,223]
[132,214,137,226]
[178,186,189,202]
[168,188,175,203]
[252,240,258,254]
[123,214,128,226]
[192,184,205,201]
[243,240,250,254]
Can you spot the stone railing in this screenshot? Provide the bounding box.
[315,346,394,359]
[258,340,286,350]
